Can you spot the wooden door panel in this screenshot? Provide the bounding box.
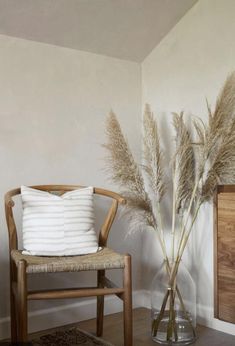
[215,186,235,324]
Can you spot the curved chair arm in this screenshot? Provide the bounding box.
[99,199,118,247]
[94,187,126,205]
[5,188,20,207]
[94,189,126,246]
[5,192,18,251]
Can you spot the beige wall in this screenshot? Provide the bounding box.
[1,0,235,338]
[0,33,142,337]
[142,0,235,336]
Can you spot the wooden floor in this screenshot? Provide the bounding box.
[53,308,235,346]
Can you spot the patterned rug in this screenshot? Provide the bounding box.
[30,327,114,346]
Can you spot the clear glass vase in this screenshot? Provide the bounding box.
[151,260,196,345]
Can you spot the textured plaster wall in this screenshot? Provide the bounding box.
[0,33,142,326]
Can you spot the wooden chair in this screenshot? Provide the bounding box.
[5,185,132,345]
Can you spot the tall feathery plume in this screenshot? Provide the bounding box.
[172,112,195,214]
[199,73,235,201]
[209,72,235,137]
[201,130,235,201]
[143,104,166,202]
[142,104,168,261]
[103,111,155,230]
[199,73,235,179]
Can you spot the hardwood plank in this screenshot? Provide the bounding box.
[28,308,235,346]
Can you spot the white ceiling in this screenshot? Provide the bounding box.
[0,0,197,62]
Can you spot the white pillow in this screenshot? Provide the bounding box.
[21,186,98,256]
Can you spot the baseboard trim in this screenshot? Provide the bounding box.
[197,303,235,336]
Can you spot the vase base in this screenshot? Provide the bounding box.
[151,310,197,346]
[151,336,197,345]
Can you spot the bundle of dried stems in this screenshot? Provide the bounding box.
[103,72,235,342]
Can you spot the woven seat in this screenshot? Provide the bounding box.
[11,247,125,274]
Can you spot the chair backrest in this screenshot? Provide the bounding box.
[4,185,126,253]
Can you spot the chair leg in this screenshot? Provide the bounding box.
[10,261,17,342]
[123,254,133,346]
[96,270,105,337]
[17,260,28,342]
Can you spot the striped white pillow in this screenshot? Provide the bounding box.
[21,186,98,256]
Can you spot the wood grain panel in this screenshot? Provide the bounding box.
[215,186,235,324]
[218,276,235,322]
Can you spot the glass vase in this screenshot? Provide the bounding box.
[151,260,196,345]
